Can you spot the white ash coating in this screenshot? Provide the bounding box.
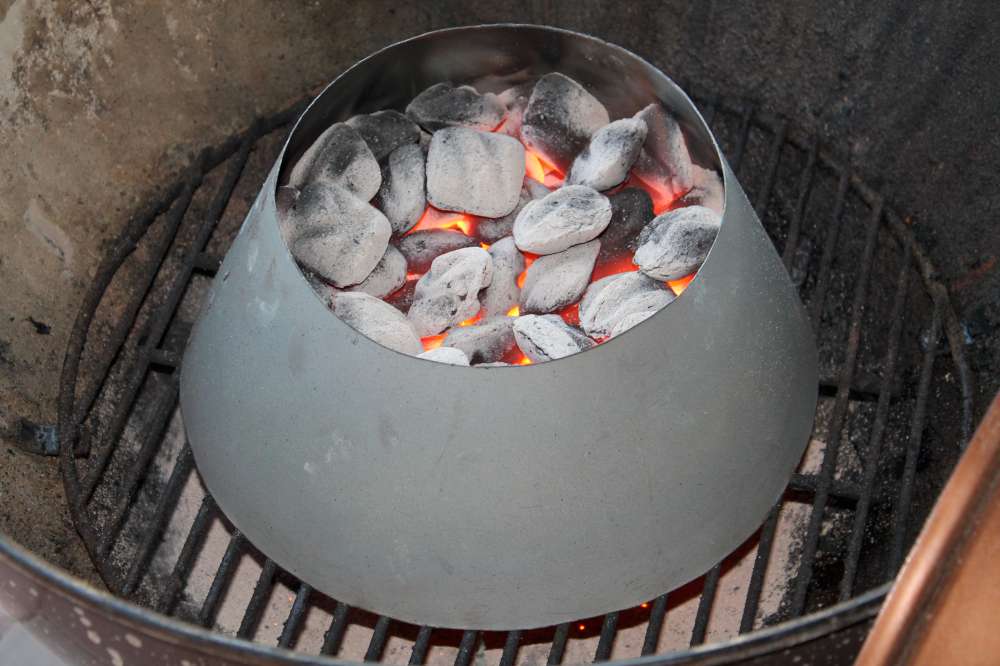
[416,346,470,366]
[520,72,609,170]
[520,239,600,314]
[567,117,648,191]
[408,247,494,336]
[406,82,507,132]
[289,182,391,287]
[675,165,725,216]
[524,177,552,200]
[512,185,612,255]
[288,123,381,201]
[333,292,422,355]
[396,229,477,274]
[513,314,595,362]
[373,143,426,234]
[634,205,722,281]
[345,244,407,299]
[477,187,528,243]
[480,236,525,318]
[609,309,658,337]
[579,271,675,338]
[632,103,693,199]
[346,110,420,161]
[426,127,525,218]
[443,317,516,365]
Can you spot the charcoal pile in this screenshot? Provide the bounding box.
[278,72,724,365]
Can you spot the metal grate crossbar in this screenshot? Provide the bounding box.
[58,92,974,665]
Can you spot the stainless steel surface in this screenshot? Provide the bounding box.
[179,25,818,630]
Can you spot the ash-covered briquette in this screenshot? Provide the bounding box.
[373,143,426,235]
[396,228,478,274]
[408,247,494,336]
[426,127,525,218]
[346,110,421,161]
[443,317,516,365]
[288,123,381,201]
[675,165,725,216]
[405,82,507,132]
[524,177,552,200]
[520,72,610,171]
[496,82,532,138]
[513,314,595,362]
[480,237,524,319]
[609,309,658,338]
[520,239,600,314]
[345,244,407,299]
[633,205,722,281]
[567,117,647,191]
[477,178,552,243]
[288,182,391,287]
[417,346,470,365]
[333,292,423,355]
[578,271,675,338]
[512,185,612,255]
[632,103,694,199]
[595,188,655,268]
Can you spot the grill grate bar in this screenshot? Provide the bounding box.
[782,135,819,270]
[839,237,913,600]
[320,602,352,656]
[640,594,669,655]
[236,558,278,639]
[499,630,522,666]
[789,197,884,617]
[790,473,860,502]
[753,120,788,217]
[277,583,312,649]
[120,445,194,596]
[890,298,943,572]
[454,630,480,666]
[198,531,245,627]
[408,626,434,665]
[809,170,852,325]
[738,503,781,633]
[157,494,215,612]
[547,623,571,665]
[594,612,619,662]
[364,616,392,662]
[689,563,722,646]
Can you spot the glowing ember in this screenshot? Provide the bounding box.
[405,272,423,281]
[516,253,539,289]
[668,272,696,295]
[591,255,640,282]
[626,171,679,215]
[517,355,533,365]
[525,150,546,182]
[421,334,446,352]
[640,602,649,609]
[524,147,565,188]
[407,205,474,236]
[458,310,483,327]
[578,624,586,632]
[506,305,520,317]
[559,302,580,327]
[480,242,491,250]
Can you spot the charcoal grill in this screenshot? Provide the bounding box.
[43,36,974,663]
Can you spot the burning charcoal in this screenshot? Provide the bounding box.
[426,127,525,218]
[632,103,693,199]
[520,72,610,171]
[373,144,426,234]
[346,244,407,299]
[674,165,725,216]
[417,347,471,366]
[396,229,477,274]
[384,278,415,313]
[524,177,552,200]
[513,185,612,255]
[521,239,600,314]
[408,247,494,336]
[480,237,525,318]
[578,271,674,338]
[477,189,527,243]
[496,83,532,138]
[443,318,516,364]
[596,188,655,267]
[332,292,423,356]
[609,310,657,338]
[289,182,391,287]
[406,82,507,132]
[513,314,595,362]
[634,205,722,281]
[567,118,647,191]
[288,123,381,201]
[346,110,420,161]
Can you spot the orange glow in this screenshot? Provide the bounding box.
[458,309,483,327]
[559,302,580,327]
[524,147,565,187]
[591,255,639,282]
[405,272,423,281]
[407,206,474,236]
[507,305,520,317]
[421,335,446,352]
[626,171,679,215]
[517,355,533,365]
[668,272,696,296]
[525,150,546,182]
[480,242,491,251]
[516,253,539,289]
[578,624,586,632]
[641,602,650,609]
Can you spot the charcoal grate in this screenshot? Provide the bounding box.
[57,91,974,664]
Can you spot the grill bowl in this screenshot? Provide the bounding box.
[179,25,818,630]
